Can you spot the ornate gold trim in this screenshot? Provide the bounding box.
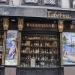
[58,20,64,32]
[3,18,9,30]
[18,18,24,31]
[2,31,6,65]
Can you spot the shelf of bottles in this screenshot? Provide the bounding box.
[20,20,60,68]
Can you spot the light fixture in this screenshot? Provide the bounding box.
[58,20,64,32]
[3,18,9,30]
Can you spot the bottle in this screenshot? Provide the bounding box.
[31,56,36,67]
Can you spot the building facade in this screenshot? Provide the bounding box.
[0,0,75,75]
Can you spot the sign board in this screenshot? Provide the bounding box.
[48,10,72,19]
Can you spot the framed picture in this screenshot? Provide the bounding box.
[5,30,18,66]
[61,32,75,65]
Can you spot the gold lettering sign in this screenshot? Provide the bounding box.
[48,11,71,19]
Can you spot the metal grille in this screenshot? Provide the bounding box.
[44,0,56,5]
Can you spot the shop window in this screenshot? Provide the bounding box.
[9,0,22,6]
[0,0,8,4]
[25,0,38,3]
[22,0,40,5]
[70,0,75,8]
[0,0,7,2]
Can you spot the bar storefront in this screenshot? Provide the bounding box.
[0,9,75,75]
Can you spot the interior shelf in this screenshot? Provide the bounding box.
[20,19,60,68]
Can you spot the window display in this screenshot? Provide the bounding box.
[61,0,70,8]
[62,32,75,65]
[20,22,60,68]
[25,0,38,3]
[9,0,21,6]
[5,30,18,66]
[73,0,75,8]
[0,0,7,2]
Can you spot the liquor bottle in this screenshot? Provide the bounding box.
[50,50,53,55]
[70,25,74,29]
[40,42,42,47]
[37,56,40,61]
[50,57,54,65]
[49,24,51,28]
[31,56,36,67]
[35,48,39,53]
[52,41,57,47]
[52,49,56,54]
[27,23,29,27]
[52,23,55,29]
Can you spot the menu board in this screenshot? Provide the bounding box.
[62,32,75,65]
[5,30,18,66]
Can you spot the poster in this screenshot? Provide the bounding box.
[62,32,75,65]
[5,30,18,65]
